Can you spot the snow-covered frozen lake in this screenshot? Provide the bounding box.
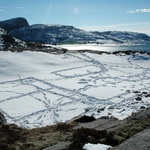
[0,50,150,128]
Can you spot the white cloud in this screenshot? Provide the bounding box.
[127,8,150,14]
[79,22,150,35]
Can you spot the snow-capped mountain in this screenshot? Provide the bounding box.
[9,24,97,44]
[0,17,149,45]
[9,24,150,45]
[91,31,150,43]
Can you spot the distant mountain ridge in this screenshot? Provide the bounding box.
[0,17,150,45]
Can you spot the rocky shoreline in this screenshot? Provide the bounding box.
[0,107,150,150]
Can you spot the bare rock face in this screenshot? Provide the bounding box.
[112,129,150,150]
[0,17,29,32]
[127,107,150,120]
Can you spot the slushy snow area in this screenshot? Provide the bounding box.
[0,50,150,128]
[83,143,112,150]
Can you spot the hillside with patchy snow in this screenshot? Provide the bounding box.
[0,17,150,45]
[0,50,150,128]
[9,24,150,45]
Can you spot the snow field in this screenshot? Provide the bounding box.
[0,51,150,128]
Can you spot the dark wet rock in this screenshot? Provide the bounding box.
[1,34,15,44]
[142,91,148,95]
[145,94,150,97]
[112,129,150,150]
[0,17,29,32]
[135,96,142,101]
[140,106,146,109]
[97,107,105,112]
[0,112,7,125]
[73,115,96,123]
[133,91,140,93]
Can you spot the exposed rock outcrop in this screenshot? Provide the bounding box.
[0,112,7,128]
[112,129,150,150]
[0,112,6,123]
[127,107,150,120]
[0,27,26,50]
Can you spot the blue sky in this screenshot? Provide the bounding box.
[1,0,150,34]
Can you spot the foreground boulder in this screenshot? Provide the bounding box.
[112,129,150,150]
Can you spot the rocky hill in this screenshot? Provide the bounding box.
[0,17,150,45]
[0,17,29,32]
[0,27,67,53]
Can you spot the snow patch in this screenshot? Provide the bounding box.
[83,143,112,150]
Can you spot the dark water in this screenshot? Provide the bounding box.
[62,41,150,53]
[83,41,150,53]
[102,42,150,53]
